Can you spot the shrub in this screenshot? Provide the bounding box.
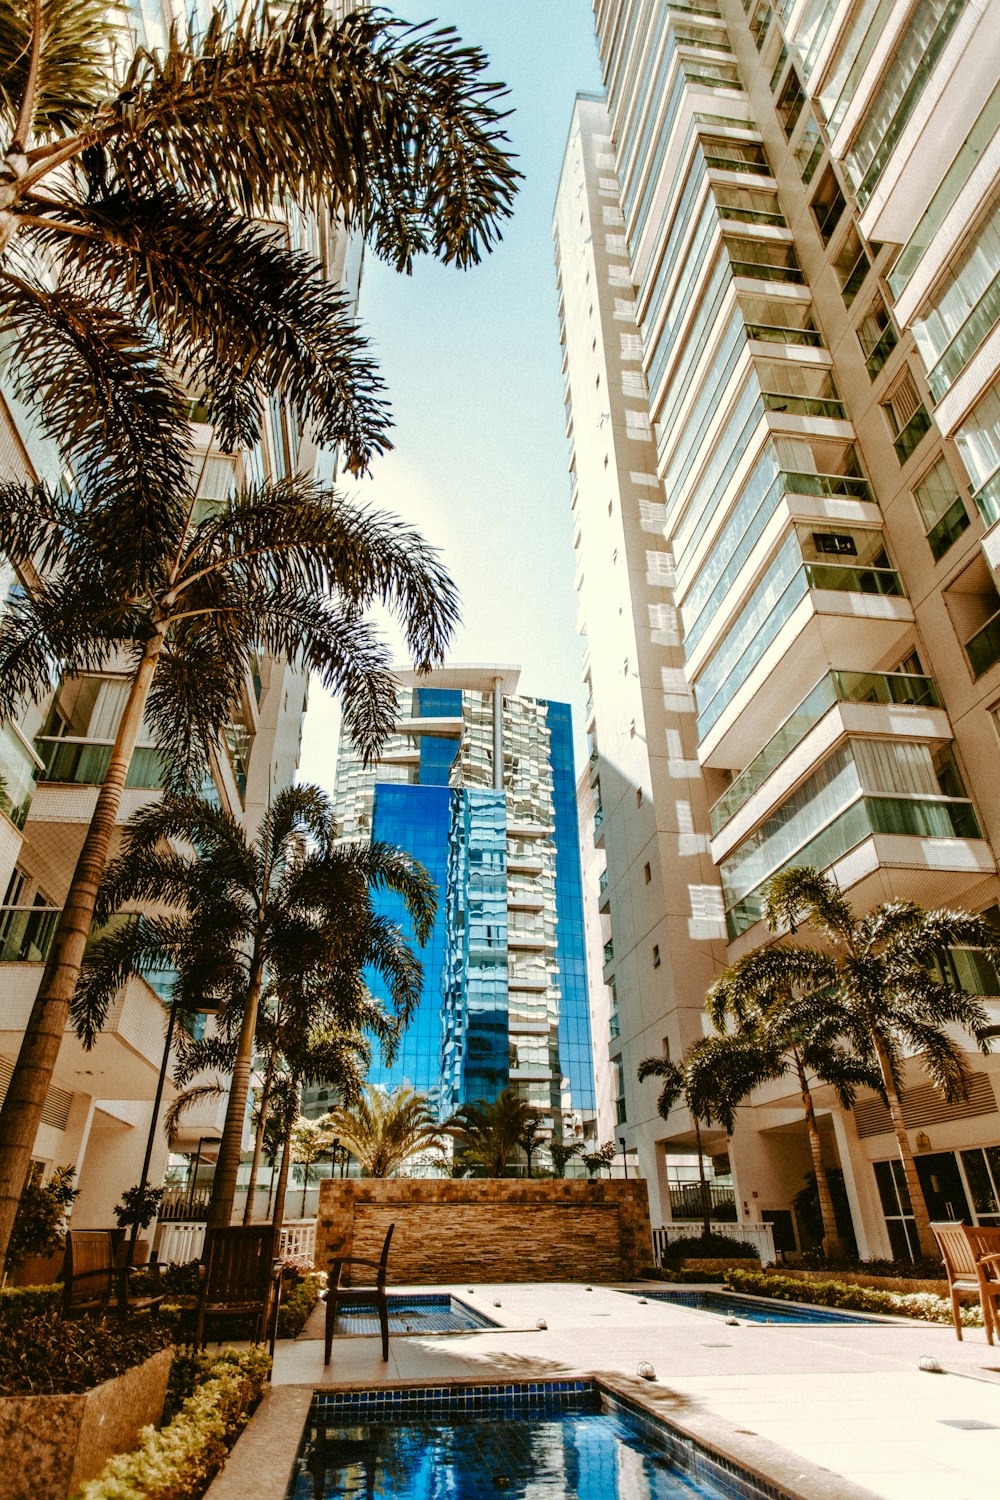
[798,1250,946,1280]
[277,1271,323,1339]
[0,1282,62,1320]
[0,1311,170,1397]
[660,1233,760,1262]
[114,1184,164,1233]
[5,1163,78,1270]
[74,1347,271,1500]
[725,1267,982,1326]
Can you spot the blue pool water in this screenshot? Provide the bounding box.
[329,1293,498,1336]
[289,1382,792,1500]
[624,1288,881,1324]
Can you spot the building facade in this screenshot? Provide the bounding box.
[328,666,596,1137]
[561,0,1000,1255]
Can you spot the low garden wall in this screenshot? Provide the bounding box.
[0,1346,173,1500]
[317,1178,652,1284]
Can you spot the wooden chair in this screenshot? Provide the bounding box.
[61,1229,165,1318]
[194,1225,283,1354]
[324,1223,394,1365]
[931,1221,1000,1344]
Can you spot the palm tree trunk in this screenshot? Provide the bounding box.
[242,1047,277,1226]
[694,1116,711,1238]
[208,938,266,1228]
[0,631,164,1268]
[271,1110,295,1237]
[794,1053,845,1259]
[873,1038,936,1260]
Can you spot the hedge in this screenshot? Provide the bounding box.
[724,1267,982,1326]
[659,1234,760,1262]
[73,1346,271,1500]
[0,1282,62,1320]
[277,1272,323,1339]
[0,1310,171,1397]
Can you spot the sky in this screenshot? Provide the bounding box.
[297,1,604,792]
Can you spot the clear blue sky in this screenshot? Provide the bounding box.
[298,2,604,789]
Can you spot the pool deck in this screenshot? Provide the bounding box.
[207,1280,1000,1500]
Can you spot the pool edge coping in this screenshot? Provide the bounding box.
[205,1371,883,1500]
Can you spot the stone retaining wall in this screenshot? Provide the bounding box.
[316,1178,652,1284]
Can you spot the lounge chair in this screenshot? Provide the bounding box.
[194,1225,283,1353]
[930,1221,1000,1344]
[324,1223,394,1365]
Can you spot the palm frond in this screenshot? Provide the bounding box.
[163,1080,225,1146]
[0,0,114,141]
[762,866,856,946]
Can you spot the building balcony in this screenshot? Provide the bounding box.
[964,607,1000,679]
[507,889,545,913]
[892,404,933,465]
[725,794,996,956]
[508,933,548,952]
[696,565,914,771]
[35,738,166,790]
[709,670,948,859]
[598,867,610,912]
[507,855,543,876]
[0,955,177,1100]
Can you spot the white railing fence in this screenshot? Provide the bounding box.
[653,1222,775,1265]
[154,1220,206,1264]
[278,1219,317,1264]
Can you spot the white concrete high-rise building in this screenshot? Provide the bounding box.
[561,0,1000,1258]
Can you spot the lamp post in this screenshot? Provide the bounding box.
[619,1135,629,1181]
[127,992,181,1267]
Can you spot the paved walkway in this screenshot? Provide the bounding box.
[209,1281,1000,1500]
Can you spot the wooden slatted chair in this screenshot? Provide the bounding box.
[194,1225,283,1354]
[931,1221,1000,1344]
[61,1228,165,1318]
[324,1223,394,1365]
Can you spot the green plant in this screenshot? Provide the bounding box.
[4,1163,78,1271]
[791,1169,857,1256]
[76,1346,271,1500]
[114,1183,164,1234]
[547,1140,581,1178]
[276,1273,323,1340]
[724,1267,982,1326]
[448,1089,545,1178]
[0,1283,62,1319]
[660,1233,761,1262]
[581,1141,617,1180]
[0,1311,170,1397]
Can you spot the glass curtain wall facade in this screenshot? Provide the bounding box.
[331,667,595,1134]
[568,0,1000,1249]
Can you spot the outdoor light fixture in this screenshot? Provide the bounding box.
[637,1362,656,1381]
[619,1135,628,1179]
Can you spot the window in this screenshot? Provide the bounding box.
[775,68,805,137]
[643,862,652,884]
[832,226,870,306]
[913,455,969,561]
[652,944,661,968]
[811,166,846,245]
[856,295,898,379]
[794,112,823,184]
[636,788,643,807]
[882,371,932,464]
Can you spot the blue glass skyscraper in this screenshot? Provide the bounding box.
[331,665,596,1134]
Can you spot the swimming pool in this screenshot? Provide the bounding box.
[288,1380,798,1500]
[622,1288,882,1324]
[328,1292,499,1336]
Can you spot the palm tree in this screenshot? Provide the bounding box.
[448,1088,543,1178]
[742,866,998,1261]
[325,1086,446,1180]
[637,1048,733,1239]
[73,785,435,1229]
[0,2,519,463]
[692,1001,877,1257]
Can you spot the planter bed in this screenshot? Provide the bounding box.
[778,1268,945,1296]
[0,1347,173,1500]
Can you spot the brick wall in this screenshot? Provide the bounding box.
[316,1178,652,1284]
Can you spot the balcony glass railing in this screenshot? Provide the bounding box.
[864,323,898,379]
[717,205,786,227]
[0,721,40,830]
[745,324,824,347]
[609,1011,620,1040]
[0,905,60,963]
[804,560,903,595]
[603,940,615,964]
[599,868,609,895]
[931,947,1000,997]
[35,738,167,789]
[709,669,941,835]
[726,794,982,938]
[965,609,1000,678]
[763,392,847,420]
[730,259,805,283]
[785,471,872,499]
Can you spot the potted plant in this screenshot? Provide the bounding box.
[112,1183,163,1266]
[4,1164,78,1286]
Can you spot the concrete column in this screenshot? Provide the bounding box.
[492,676,504,791]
